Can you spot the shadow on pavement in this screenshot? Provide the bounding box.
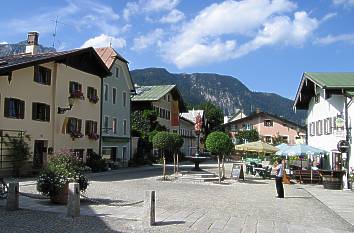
[284,196,312,199]
[154,220,186,226]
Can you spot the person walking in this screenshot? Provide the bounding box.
[275,158,284,198]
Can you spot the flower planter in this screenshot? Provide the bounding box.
[50,183,69,204]
[319,170,346,190]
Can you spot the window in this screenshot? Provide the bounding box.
[71,149,84,160]
[34,66,51,85]
[324,117,333,135]
[264,136,272,143]
[123,92,127,107]
[167,95,170,102]
[309,122,315,136]
[112,88,117,104]
[4,98,25,119]
[104,84,109,102]
[112,118,117,134]
[32,102,50,122]
[264,119,273,127]
[115,67,119,78]
[69,81,82,95]
[67,117,82,134]
[231,125,237,132]
[243,124,252,130]
[166,110,170,120]
[123,120,127,135]
[122,147,127,162]
[104,116,109,133]
[314,93,320,103]
[87,87,98,103]
[85,120,97,135]
[281,136,289,143]
[316,120,323,136]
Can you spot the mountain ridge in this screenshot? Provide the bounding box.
[131,67,306,125]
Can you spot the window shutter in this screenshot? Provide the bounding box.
[32,103,37,120]
[87,87,91,99]
[67,118,72,133]
[78,119,82,132]
[33,66,39,82]
[4,98,9,117]
[46,69,51,85]
[79,83,82,92]
[94,122,97,134]
[45,104,50,122]
[85,121,90,135]
[69,82,74,94]
[19,100,25,119]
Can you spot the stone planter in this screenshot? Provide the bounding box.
[319,170,346,190]
[50,183,69,204]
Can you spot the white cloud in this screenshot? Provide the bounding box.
[0,42,8,45]
[123,0,181,20]
[160,9,185,23]
[321,12,337,22]
[132,29,164,51]
[161,0,320,68]
[332,0,354,7]
[315,33,354,45]
[81,34,126,49]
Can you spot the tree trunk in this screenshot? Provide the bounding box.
[176,153,179,174]
[217,155,221,183]
[163,155,166,180]
[222,155,225,179]
[173,153,176,174]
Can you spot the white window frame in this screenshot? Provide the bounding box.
[104,116,109,133]
[123,92,127,107]
[123,119,127,135]
[112,118,117,134]
[104,84,109,102]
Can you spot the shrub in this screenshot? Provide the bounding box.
[206,131,233,156]
[37,151,88,198]
[86,152,107,172]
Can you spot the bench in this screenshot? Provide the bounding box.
[292,170,321,184]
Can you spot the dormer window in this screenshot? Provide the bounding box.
[34,66,51,85]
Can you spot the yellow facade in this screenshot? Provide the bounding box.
[0,62,102,167]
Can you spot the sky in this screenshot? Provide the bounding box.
[0,0,354,99]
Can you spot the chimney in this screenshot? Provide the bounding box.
[25,32,39,55]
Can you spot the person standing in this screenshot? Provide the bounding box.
[275,158,284,198]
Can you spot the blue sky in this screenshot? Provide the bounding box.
[1,0,354,99]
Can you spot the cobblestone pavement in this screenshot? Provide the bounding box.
[1,163,354,232]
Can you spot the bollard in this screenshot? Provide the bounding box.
[67,182,80,217]
[144,190,156,226]
[6,182,19,211]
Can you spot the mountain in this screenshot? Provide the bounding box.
[0,41,55,57]
[131,68,306,125]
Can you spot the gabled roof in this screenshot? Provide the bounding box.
[180,110,204,123]
[132,85,176,101]
[0,47,110,77]
[294,72,354,110]
[223,111,306,131]
[95,47,128,70]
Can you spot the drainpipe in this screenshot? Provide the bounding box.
[99,77,103,157]
[345,96,351,188]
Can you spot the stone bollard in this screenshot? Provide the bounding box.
[6,182,19,211]
[67,182,80,217]
[144,190,156,226]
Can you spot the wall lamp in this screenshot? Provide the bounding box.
[58,96,75,114]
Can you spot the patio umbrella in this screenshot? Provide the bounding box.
[235,141,279,154]
[275,143,291,155]
[277,144,326,157]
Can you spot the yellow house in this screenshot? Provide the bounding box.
[0,32,110,174]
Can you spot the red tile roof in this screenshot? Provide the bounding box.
[95,47,128,70]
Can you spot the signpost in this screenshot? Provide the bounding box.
[231,163,245,180]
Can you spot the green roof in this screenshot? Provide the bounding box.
[305,72,354,89]
[132,85,176,101]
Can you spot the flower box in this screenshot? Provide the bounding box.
[70,91,84,100]
[70,131,83,140]
[88,133,99,140]
[89,95,99,104]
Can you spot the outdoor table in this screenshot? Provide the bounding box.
[254,167,265,176]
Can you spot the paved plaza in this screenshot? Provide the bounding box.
[0,163,354,232]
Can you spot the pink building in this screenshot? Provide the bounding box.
[224,111,306,145]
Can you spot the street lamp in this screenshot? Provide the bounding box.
[57,96,75,114]
[194,113,202,157]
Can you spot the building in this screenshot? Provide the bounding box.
[294,72,354,184]
[224,110,306,145]
[95,47,135,167]
[0,32,110,174]
[132,85,185,132]
[224,109,247,124]
[179,116,196,156]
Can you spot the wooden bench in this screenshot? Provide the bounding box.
[293,170,321,184]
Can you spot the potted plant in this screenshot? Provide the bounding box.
[70,130,83,140]
[88,133,99,140]
[37,150,89,204]
[89,95,99,104]
[70,90,84,99]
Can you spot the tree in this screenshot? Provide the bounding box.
[199,102,224,133]
[170,133,184,174]
[152,132,173,179]
[236,129,259,144]
[271,133,288,146]
[206,131,233,181]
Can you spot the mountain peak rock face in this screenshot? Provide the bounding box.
[131,68,305,125]
[0,41,56,57]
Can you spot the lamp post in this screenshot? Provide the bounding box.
[58,96,75,114]
[194,113,202,157]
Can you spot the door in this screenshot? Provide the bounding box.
[33,140,46,169]
[111,147,117,161]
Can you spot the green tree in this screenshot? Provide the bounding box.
[236,129,259,144]
[205,131,233,181]
[152,131,173,179]
[131,109,158,139]
[199,102,224,133]
[271,133,288,146]
[170,133,184,174]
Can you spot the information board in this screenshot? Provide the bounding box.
[231,163,244,180]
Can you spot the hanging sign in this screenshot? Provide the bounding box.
[337,140,349,153]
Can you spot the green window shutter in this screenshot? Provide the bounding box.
[45,104,50,122]
[4,98,9,117]
[32,102,37,120]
